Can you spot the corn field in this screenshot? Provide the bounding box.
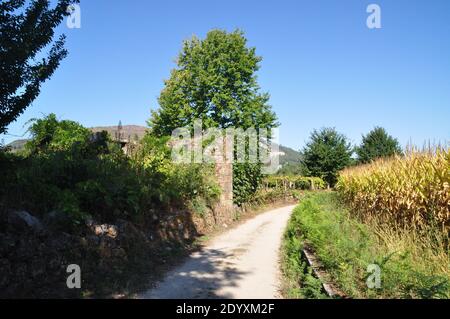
[337,147,450,232]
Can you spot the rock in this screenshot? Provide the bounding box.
[111,248,126,259]
[100,224,108,233]
[86,235,100,245]
[92,224,118,238]
[0,258,11,287]
[47,255,62,270]
[85,217,94,227]
[106,225,118,238]
[0,233,15,257]
[94,225,104,236]
[98,240,113,258]
[8,211,43,233]
[43,210,71,231]
[31,260,46,278]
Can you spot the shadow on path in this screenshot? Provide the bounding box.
[141,248,251,299]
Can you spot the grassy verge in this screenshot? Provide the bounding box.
[282,192,450,299]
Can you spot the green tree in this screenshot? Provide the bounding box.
[148,29,278,205]
[26,113,91,153]
[301,128,353,187]
[356,127,402,164]
[0,0,79,134]
[148,29,278,135]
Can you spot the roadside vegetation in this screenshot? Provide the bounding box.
[282,129,448,299]
[0,114,220,226]
[283,192,450,299]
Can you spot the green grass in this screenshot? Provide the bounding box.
[282,192,450,299]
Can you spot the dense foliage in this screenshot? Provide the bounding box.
[0,115,220,226]
[301,128,353,187]
[232,163,263,206]
[283,192,449,299]
[148,29,278,136]
[0,0,79,134]
[356,127,402,164]
[25,114,93,154]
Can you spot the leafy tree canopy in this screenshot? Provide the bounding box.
[148,29,278,136]
[301,128,353,186]
[26,113,91,153]
[356,127,402,164]
[0,0,79,134]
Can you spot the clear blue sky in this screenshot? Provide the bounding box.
[2,0,449,150]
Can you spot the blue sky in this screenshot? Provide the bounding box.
[2,0,449,150]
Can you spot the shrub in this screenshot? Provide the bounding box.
[233,163,263,206]
[136,134,221,207]
[25,114,92,154]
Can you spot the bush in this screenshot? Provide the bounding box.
[25,114,92,154]
[136,134,221,207]
[233,163,263,206]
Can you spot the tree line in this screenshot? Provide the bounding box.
[297,126,402,187]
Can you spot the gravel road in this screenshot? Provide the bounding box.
[139,205,296,299]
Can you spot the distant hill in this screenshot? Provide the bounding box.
[6,139,28,153]
[276,145,305,175]
[278,145,301,166]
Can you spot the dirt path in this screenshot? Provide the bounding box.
[139,205,296,299]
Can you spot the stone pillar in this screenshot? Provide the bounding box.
[212,135,234,220]
[215,162,233,210]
